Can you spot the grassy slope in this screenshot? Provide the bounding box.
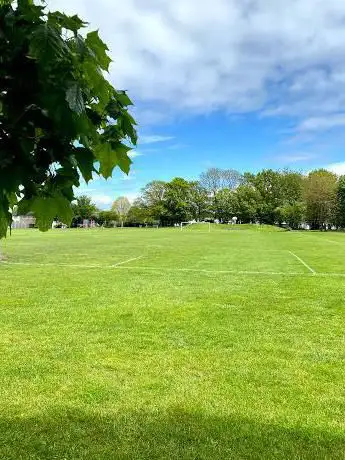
[0,228,345,459]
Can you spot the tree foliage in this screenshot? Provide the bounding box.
[200,168,243,196]
[127,200,157,225]
[304,170,338,229]
[336,175,345,228]
[164,178,196,223]
[244,170,284,223]
[64,166,345,230]
[112,196,131,227]
[215,189,237,222]
[233,185,261,223]
[97,210,118,227]
[0,0,137,238]
[139,181,168,223]
[188,182,210,221]
[123,167,345,229]
[71,195,98,226]
[275,202,306,229]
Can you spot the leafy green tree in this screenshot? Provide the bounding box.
[244,170,284,224]
[215,189,238,222]
[71,195,98,226]
[0,0,137,238]
[235,185,262,223]
[200,168,242,218]
[188,182,210,221]
[96,210,118,227]
[112,196,131,227]
[275,202,306,229]
[134,180,208,225]
[200,168,243,195]
[140,181,167,223]
[304,169,338,229]
[127,200,157,225]
[164,178,194,223]
[336,175,345,228]
[280,170,304,204]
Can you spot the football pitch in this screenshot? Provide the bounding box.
[1,225,345,459]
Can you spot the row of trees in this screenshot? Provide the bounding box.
[127,168,345,230]
[71,168,345,230]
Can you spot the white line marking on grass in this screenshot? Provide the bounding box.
[318,238,343,246]
[1,261,102,269]
[115,266,307,276]
[33,253,90,256]
[112,255,143,267]
[296,232,344,246]
[288,251,316,275]
[0,260,306,275]
[7,261,345,277]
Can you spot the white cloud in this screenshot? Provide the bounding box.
[112,191,139,203]
[277,153,319,163]
[128,150,143,158]
[325,162,345,176]
[75,188,98,194]
[90,194,113,207]
[296,115,345,132]
[121,171,136,181]
[125,192,139,203]
[140,135,174,145]
[46,0,345,127]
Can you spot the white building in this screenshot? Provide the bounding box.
[12,215,36,229]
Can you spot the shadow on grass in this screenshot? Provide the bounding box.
[0,409,344,459]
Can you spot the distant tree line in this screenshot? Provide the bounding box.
[70,196,129,227]
[70,168,345,230]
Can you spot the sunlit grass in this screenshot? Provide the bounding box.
[0,226,345,459]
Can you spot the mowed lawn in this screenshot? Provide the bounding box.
[1,225,345,459]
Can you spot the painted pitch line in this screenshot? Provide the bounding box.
[288,251,316,275]
[112,255,144,267]
[296,232,344,247]
[31,253,90,257]
[1,261,103,269]
[317,238,344,246]
[0,260,306,275]
[5,260,345,277]
[115,266,307,276]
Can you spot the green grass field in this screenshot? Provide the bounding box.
[1,224,345,459]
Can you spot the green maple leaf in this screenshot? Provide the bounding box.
[74,147,95,183]
[85,30,112,71]
[29,23,68,62]
[66,84,85,115]
[95,142,132,178]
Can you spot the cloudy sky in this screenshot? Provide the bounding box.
[49,0,345,208]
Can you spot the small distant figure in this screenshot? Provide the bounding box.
[231,216,238,225]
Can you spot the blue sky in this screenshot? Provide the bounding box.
[49,0,345,208]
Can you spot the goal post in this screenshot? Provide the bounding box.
[179,222,211,232]
[180,222,191,231]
